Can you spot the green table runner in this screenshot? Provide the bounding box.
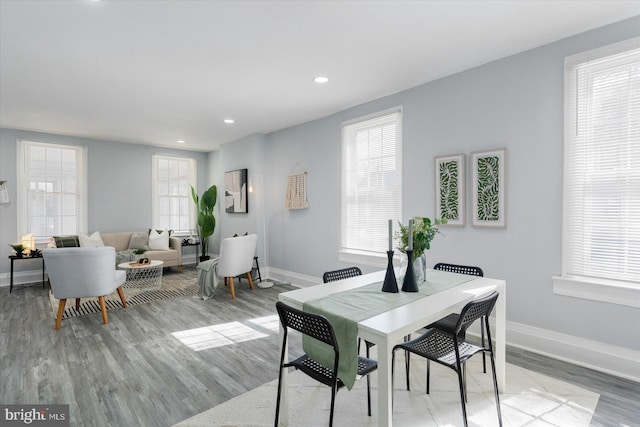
[302,270,474,389]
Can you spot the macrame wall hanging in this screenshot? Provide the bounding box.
[0,180,9,204]
[285,164,308,210]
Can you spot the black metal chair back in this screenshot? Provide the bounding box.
[322,266,362,283]
[434,262,483,277]
[274,301,377,427]
[392,291,502,427]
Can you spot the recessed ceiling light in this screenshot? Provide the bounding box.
[224,119,235,124]
[177,140,185,144]
[314,76,329,84]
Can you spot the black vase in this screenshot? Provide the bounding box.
[401,250,419,292]
[381,250,398,293]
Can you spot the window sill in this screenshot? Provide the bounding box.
[552,275,640,308]
[338,249,393,268]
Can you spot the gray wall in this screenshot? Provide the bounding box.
[256,16,640,351]
[0,128,210,275]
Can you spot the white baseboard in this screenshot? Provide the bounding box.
[264,267,320,288]
[506,320,640,383]
[0,269,46,288]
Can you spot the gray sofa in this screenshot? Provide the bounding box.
[101,232,183,272]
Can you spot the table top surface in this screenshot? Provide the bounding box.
[279,269,504,341]
[118,260,164,269]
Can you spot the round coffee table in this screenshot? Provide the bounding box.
[117,260,164,290]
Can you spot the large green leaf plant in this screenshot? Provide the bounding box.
[190,184,218,258]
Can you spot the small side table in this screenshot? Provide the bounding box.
[9,255,46,293]
[117,260,164,290]
[181,241,201,265]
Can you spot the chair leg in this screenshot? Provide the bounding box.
[246,272,255,290]
[489,350,503,427]
[329,383,337,427]
[426,360,430,394]
[228,277,236,299]
[55,299,66,330]
[481,319,487,373]
[404,334,411,390]
[366,343,371,416]
[98,296,109,325]
[178,265,183,273]
[456,359,469,427]
[75,298,81,311]
[116,286,128,308]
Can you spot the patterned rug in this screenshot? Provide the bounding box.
[48,266,199,320]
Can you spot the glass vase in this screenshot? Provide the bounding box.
[413,252,427,284]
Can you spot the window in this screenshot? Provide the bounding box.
[554,37,640,307]
[152,155,196,235]
[340,108,402,266]
[17,140,88,243]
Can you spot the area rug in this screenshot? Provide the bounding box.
[173,356,599,427]
[48,266,198,320]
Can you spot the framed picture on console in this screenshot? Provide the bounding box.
[435,153,465,226]
[471,148,506,228]
[225,168,248,213]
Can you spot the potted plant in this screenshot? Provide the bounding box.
[396,216,447,282]
[9,243,25,258]
[190,184,218,262]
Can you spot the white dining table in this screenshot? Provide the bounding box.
[277,269,506,427]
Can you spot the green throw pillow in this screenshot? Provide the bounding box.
[53,235,80,247]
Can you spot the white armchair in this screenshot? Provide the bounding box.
[43,246,127,330]
[218,234,258,299]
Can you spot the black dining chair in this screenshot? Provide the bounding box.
[274,301,377,427]
[431,263,487,375]
[323,267,372,354]
[322,267,375,412]
[322,266,363,283]
[392,291,502,427]
[403,263,487,391]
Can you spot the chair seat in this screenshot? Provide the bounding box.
[394,329,483,369]
[286,354,378,389]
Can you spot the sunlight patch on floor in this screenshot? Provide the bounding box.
[172,320,269,351]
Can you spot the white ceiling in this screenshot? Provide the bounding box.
[1,1,639,152]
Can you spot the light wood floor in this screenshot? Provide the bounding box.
[1,268,638,427]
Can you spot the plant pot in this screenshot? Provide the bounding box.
[199,255,210,262]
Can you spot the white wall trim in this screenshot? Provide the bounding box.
[552,275,640,308]
[0,269,45,288]
[265,267,321,288]
[506,320,640,383]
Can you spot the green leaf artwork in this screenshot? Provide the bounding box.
[476,156,500,221]
[439,160,459,220]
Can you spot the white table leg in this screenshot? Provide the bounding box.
[495,280,506,391]
[277,324,289,426]
[377,336,393,426]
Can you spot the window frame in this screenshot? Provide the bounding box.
[16,139,88,245]
[151,154,197,236]
[553,37,640,308]
[339,107,403,267]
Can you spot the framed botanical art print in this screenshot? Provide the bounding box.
[434,154,465,226]
[471,148,506,227]
[224,168,248,213]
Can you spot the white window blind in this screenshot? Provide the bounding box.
[562,38,640,288]
[17,140,88,243]
[341,109,402,257]
[152,155,196,234]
